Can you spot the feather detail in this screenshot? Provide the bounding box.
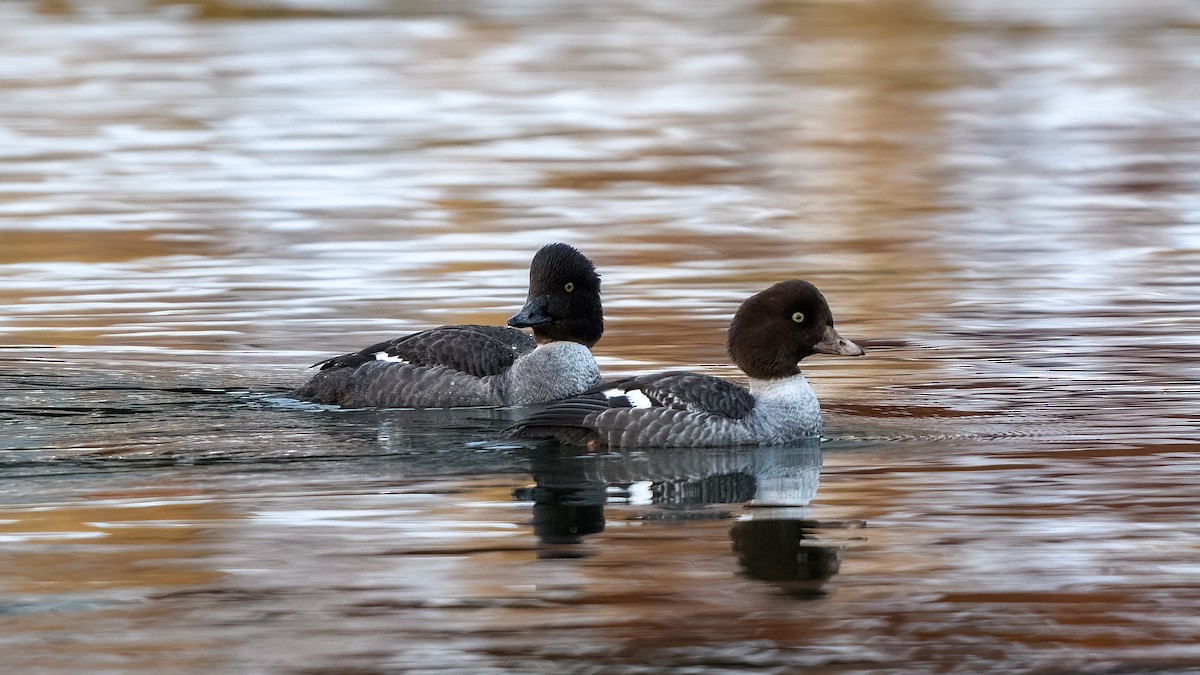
[313,325,536,377]
[594,372,756,419]
[509,371,758,447]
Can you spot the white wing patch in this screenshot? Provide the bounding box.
[604,387,653,409]
[374,351,409,364]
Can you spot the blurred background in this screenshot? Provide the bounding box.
[2,0,1199,672]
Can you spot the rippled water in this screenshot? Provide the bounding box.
[3,0,1200,672]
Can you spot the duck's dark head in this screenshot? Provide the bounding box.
[727,279,863,379]
[507,243,604,347]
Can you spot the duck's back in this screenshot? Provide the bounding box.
[294,325,536,408]
[511,371,763,448]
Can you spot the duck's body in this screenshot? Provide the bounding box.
[510,279,863,447]
[294,244,603,408]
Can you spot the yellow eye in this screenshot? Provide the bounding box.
[791,311,805,323]
[564,282,575,293]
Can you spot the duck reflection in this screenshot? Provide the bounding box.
[515,440,845,593]
[519,448,606,552]
[730,517,841,597]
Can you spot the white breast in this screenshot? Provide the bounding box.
[504,341,600,405]
[747,374,822,442]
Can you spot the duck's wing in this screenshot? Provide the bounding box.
[595,372,756,419]
[313,325,537,377]
[509,371,756,447]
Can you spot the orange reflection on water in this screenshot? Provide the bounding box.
[0,496,230,594]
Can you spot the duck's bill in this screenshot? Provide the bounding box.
[508,295,553,328]
[812,325,865,356]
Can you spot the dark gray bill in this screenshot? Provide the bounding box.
[508,295,553,328]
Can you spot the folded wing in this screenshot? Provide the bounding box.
[314,325,537,377]
[510,371,756,447]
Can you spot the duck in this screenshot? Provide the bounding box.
[293,243,603,408]
[508,279,863,447]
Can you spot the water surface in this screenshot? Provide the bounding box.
[3,0,1200,672]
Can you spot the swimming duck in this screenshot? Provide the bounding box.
[509,279,862,447]
[294,243,603,408]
